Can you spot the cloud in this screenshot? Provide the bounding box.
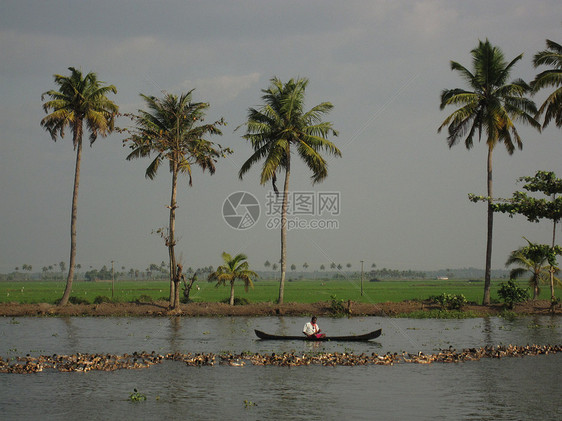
[404,0,460,38]
[179,73,262,105]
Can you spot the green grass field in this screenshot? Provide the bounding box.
[1,277,558,305]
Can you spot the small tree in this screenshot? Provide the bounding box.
[472,171,562,300]
[209,252,257,306]
[506,239,562,300]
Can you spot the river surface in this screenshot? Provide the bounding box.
[0,315,561,420]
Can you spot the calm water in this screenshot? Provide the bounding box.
[0,315,561,420]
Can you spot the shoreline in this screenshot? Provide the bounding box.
[0,299,560,317]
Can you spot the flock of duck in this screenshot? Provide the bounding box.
[1,344,561,373]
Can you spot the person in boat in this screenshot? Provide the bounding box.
[303,316,326,339]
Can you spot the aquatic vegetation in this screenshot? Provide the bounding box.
[129,389,146,402]
[244,400,257,408]
[397,310,480,319]
[498,309,519,320]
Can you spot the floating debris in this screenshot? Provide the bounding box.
[1,344,561,373]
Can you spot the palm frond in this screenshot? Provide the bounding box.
[439,40,538,152]
[123,91,227,183]
[41,67,118,147]
[238,76,339,186]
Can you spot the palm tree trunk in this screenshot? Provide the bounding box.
[278,148,291,304]
[59,125,83,306]
[532,271,540,300]
[230,282,235,306]
[483,146,493,306]
[169,163,178,309]
[550,218,556,301]
[534,284,539,300]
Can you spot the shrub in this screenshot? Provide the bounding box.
[68,296,89,305]
[430,293,467,310]
[551,296,561,313]
[329,295,347,316]
[220,297,249,305]
[93,295,111,304]
[497,280,528,309]
[135,294,153,304]
[180,296,192,304]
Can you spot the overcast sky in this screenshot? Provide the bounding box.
[1,0,561,274]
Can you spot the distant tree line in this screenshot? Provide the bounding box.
[369,268,426,280]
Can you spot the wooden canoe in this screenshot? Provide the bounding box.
[254,328,382,342]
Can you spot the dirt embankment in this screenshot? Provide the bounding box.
[0,300,559,317]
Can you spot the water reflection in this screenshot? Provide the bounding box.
[60,317,79,353]
[482,316,493,345]
[168,317,181,354]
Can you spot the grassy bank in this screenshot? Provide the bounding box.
[1,278,558,305]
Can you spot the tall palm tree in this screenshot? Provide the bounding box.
[239,77,341,304]
[438,40,539,305]
[124,91,229,309]
[506,239,561,300]
[41,67,118,306]
[209,252,257,306]
[532,39,562,128]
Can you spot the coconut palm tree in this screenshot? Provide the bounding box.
[506,239,561,300]
[209,252,257,306]
[532,39,562,128]
[438,40,540,305]
[238,77,340,304]
[124,90,229,309]
[41,67,118,306]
